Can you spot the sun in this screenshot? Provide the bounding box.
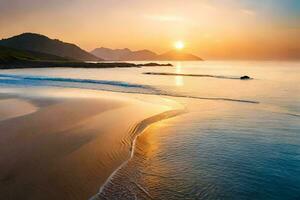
[174,41,185,50]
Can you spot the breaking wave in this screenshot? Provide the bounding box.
[0,74,259,104]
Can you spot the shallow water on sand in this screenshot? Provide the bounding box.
[1,61,300,199]
[96,100,300,200]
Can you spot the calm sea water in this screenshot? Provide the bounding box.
[0,61,299,199]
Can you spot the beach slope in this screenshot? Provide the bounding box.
[0,88,180,200]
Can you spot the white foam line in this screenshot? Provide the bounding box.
[0,74,259,104]
[130,180,154,199]
[89,109,184,200]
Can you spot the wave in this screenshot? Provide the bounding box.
[90,109,184,200]
[143,72,253,80]
[0,74,259,104]
[0,74,152,89]
[4,73,298,117]
[260,104,300,118]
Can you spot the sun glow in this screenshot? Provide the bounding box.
[174,41,185,50]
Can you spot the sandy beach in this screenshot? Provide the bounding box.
[0,87,182,200]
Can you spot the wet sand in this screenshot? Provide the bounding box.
[0,88,181,200]
[0,98,38,121]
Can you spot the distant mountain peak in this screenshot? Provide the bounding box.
[17,32,48,37]
[91,47,157,61]
[8,32,54,42]
[157,50,203,61]
[91,47,203,61]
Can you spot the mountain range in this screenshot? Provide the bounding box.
[91,47,203,61]
[0,33,203,62]
[91,47,157,61]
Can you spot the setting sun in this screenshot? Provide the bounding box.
[174,41,185,50]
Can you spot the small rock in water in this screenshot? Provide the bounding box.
[240,75,250,80]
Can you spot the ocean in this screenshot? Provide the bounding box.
[0,61,299,199]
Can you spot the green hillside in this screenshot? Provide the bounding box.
[0,45,72,64]
[0,33,102,61]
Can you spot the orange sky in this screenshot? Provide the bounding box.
[0,0,299,60]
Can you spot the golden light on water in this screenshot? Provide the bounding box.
[174,41,185,50]
[175,62,184,86]
[175,76,183,86]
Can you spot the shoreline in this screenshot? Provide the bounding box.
[90,109,184,199]
[0,87,183,200]
[0,61,172,69]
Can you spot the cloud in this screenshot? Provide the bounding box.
[240,9,256,16]
[144,14,184,22]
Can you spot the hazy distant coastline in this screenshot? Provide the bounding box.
[0,33,203,65]
[91,47,203,61]
[0,38,172,69]
[0,60,172,69]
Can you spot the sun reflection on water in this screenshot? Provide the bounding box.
[175,62,184,86]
